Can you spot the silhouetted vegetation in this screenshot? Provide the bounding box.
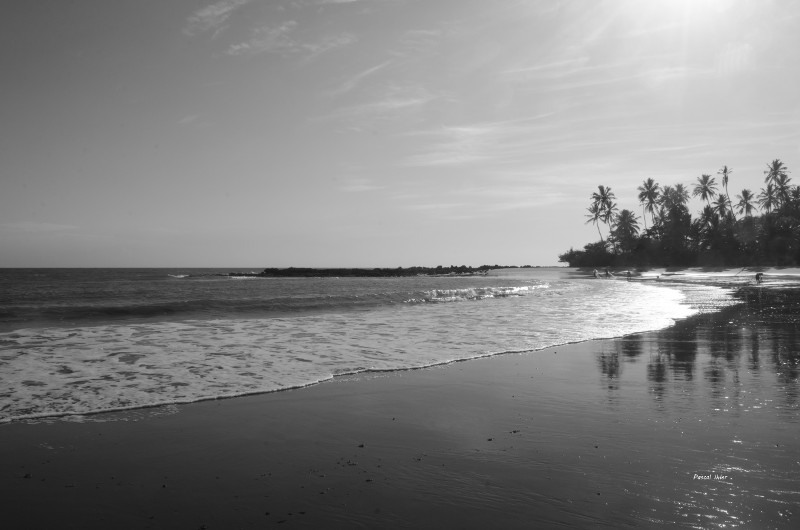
[559,159,800,267]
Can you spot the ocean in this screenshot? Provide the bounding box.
[0,267,742,424]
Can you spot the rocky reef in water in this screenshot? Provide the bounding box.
[228,265,533,278]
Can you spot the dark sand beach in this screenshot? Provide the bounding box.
[2,287,799,529]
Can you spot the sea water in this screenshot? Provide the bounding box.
[0,268,738,423]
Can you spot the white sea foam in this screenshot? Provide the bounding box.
[413,284,547,303]
[0,277,735,423]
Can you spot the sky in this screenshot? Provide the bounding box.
[2,0,799,268]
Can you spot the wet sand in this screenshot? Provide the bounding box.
[2,287,799,529]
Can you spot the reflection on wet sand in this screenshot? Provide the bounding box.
[594,287,800,527]
[601,288,800,410]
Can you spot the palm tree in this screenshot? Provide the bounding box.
[735,189,756,217]
[659,184,689,215]
[659,184,675,211]
[692,174,718,206]
[697,205,718,250]
[615,209,640,233]
[717,165,735,220]
[764,159,789,187]
[637,178,660,229]
[590,185,617,239]
[612,209,640,252]
[591,185,615,211]
[790,186,800,210]
[757,183,777,214]
[603,200,619,235]
[699,204,716,228]
[585,202,604,241]
[673,183,690,207]
[712,195,731,219]
[774,173,793,208]
[660,184,690,211]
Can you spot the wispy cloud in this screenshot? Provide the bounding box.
[464,188,569,212]
[227,21,298,55]
[395,189,566,221]
[316,84,439,130]
[405,202,469,211]
[227,22,356,58]
[640,143,712,153]
[506,56,672,88]
[502,57,591,77]
[184,0,251,36]
[178,114,200,125]
[391,28,446,58]
[403,116,554,168]
[302,32,358,60]
[184,0,358,58]
[403,127,494,167]
[394,197,481,221]
[328,61,393,97]
[347,94,432,115]
[337,177,385,193]
[177,114,213,128]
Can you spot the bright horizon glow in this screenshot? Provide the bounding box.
[1,0,799,267]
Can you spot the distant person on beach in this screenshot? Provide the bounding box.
[626,271,631,281]
[604,268,612,278]
[756,272,764,283]
[593,269,598,278]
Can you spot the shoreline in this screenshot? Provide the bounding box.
[2,287,798,528]
[0,286,724,427]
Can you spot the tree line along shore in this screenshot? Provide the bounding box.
[228,265,534,278]
[559,159,799,268]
